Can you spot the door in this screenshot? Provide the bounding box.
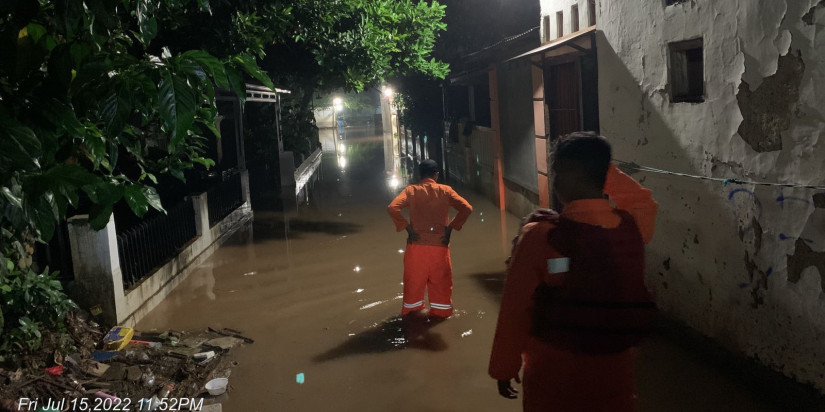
[547,62,581,139]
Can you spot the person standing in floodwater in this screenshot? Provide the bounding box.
[489,133,658,412]
[387,159,473,318]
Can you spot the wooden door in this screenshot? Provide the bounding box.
[547,62,581,139]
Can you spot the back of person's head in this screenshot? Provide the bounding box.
[419,159,439,179]
[552,132,612,196]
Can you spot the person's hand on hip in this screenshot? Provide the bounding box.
[441,226,453,245]
[497,376,521,399]
[406,225,420,243]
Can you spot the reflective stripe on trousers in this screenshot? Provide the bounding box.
[401,243,453,318]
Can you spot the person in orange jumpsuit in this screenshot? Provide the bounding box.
[489,133,658,412]
[387,159,473,318]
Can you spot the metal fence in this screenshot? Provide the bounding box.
[117,198,197,290]
[207,172,243,227]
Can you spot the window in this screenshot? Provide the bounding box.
[556,11,564,38]
[543,15,551,42]
[588,0,597,25]
[668,39,704,103]
[571,5,580,32]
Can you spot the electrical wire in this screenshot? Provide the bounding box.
[613,159,825,190]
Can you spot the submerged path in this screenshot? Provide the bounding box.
[138,126,804,411]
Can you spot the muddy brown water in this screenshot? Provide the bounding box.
[138,127,802,411]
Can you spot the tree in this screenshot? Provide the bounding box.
[0,0,271,364]
[0,0,450,364]
[154,0,451,160]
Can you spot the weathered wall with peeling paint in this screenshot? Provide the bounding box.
[586,0,825,392]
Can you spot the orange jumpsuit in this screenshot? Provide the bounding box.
[489,164,657,412]
[387,178,473,318]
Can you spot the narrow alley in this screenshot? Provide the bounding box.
[136,127,818,412]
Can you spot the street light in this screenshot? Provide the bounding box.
[383,87,394,98]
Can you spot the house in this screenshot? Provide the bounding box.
[502,0,825,393]
[442,27,543,218]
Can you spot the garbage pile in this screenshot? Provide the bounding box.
[0,312,251,411]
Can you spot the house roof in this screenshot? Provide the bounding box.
[448,26,540,84]
[217,83,290,103]
[507,26,596,62]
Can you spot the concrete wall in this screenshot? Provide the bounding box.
[540,0,596,40]
[67,172,254,327]
[319,128,336,154]
[499,60,540,194]
[498,59,541,218]
[590,0,825,392]
[444,123,497,200]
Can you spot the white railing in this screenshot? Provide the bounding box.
[294,148,323,195]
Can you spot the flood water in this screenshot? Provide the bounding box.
[138,127,807,411]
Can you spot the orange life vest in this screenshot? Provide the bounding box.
[531,210,658,354]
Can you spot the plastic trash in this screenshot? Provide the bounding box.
[44,365,63,377]
[205,378,228,396]
[142,371,156,387]
[131,340,162,349]
[157,383,174,398]
[92,351,119,362]
[103,326,134,351]
[296,373,305,384]
[94,392,119,401]
[193,351,216,361]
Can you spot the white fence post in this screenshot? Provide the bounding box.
[192,193,210,236]
[240,169,251,206]
[66,215,126,326]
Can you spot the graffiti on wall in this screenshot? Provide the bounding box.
[729,188,825,307]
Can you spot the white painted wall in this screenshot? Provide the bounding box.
[571,0,825,391]
[540,0,596,41]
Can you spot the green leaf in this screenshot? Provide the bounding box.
[33,200,56,242]
[232,54,275,90]
[89,203,114,231]
[123,185,149,217]
[170,169,186,182]
[0,187,23,209]
[192,157,215,168]
[100,87,132,136]
[158,71,198,148]
[122,184,163,217]
[141,172,158,184]
[136,1,158,45]
[224,66,246,104]
[142,185,163,212]
[178,57,207,83]
[83,181,124,207]
[26,23,47,43]
[0,123,41,169]
[182,50,228,89]
[197,0,212,13]
[43,164,98,187]
[108,141,120,170]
